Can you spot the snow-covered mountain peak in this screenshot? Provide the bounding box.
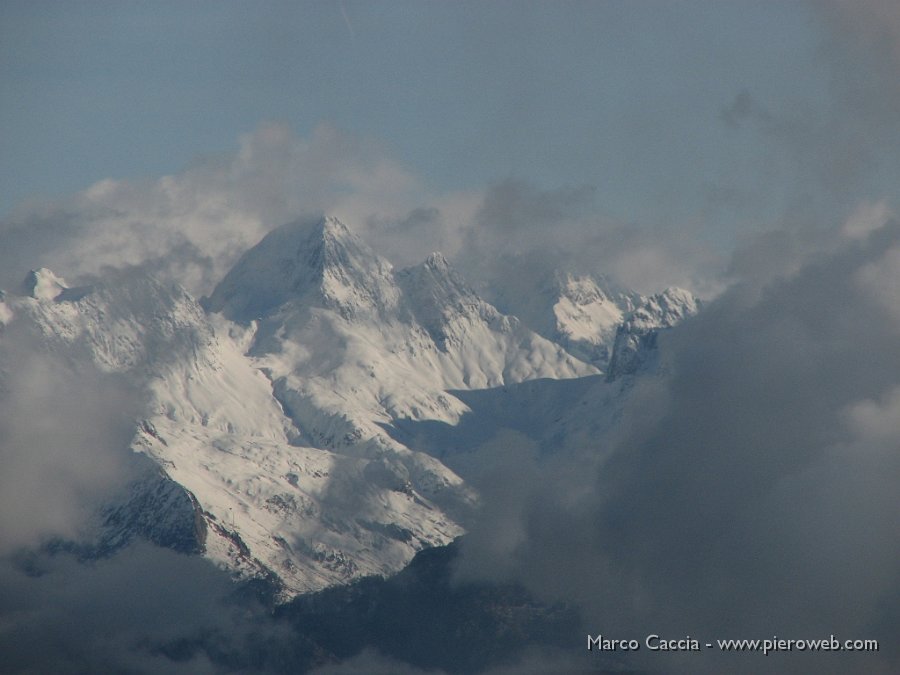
[625,286,698,332]
[399,252,477,308]
[15,269,212,373]
[206,215,398,322]
[313,215,372,271]
[201,221,596,518]
[320,213,352,236]
[394,252,497,353]
[8,262,466,595]
[21,267,68,300]
[607,286,700,379]
[487,268,641,368]
[423,251,451,271]
[557,272,600,300]
[2,208,709,602]
[551,273,632,338]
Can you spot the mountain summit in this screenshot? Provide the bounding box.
[206,215,398,322]
[204,215,596,508]
[607,287,700,379]
[21,267,68,300]
[4,214,696,597]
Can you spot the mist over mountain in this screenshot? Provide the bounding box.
[3,203,898,674]
[5,3,900,673]
[0,214,692,594]
[0,209,711,671]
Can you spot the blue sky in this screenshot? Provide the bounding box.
[2,2,825,220]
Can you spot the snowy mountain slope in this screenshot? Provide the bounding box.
[482,267,643,368]
[4,267,462,595]
[204,216,401,325]
[15,267,213,374]
[134,416,462,594]
[205,217,596,506]
[396,253,595,388]
[549,273,642,366]
[2,217,700,599]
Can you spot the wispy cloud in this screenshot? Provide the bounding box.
[0,123,426,297]
[338,0,355,40]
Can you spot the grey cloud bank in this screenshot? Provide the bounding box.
[0,123,718,302]
[453,220,900,673]
[0,326,141,555]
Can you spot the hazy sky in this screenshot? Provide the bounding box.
[1,2,829,235]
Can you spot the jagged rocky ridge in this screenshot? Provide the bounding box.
[606,287,700,380]
[0,216,699,596]
[490,269,644,368]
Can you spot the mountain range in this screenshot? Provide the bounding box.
[0,215,699,597]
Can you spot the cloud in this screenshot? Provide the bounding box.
[0,123,426,297]
[358,193,482,271]
[360,177,722,300]
[452,179,724,301]
[842,199,893,240]
[310,649,444,675]
[0,318,289,674]
[711,2,900,256]
[307,647,591,675]
[0,122,725,306]
[823,0,900,69]
[719,89,756,130]
[0,321,141,555]
[450,220,900,673]
[0,542,298,675]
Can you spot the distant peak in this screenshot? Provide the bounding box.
[423,252,450,271]
[656,286,695,303]
[623,287,700,333]
[398,252,481,314]
[274,215,354,246]
[319,215,352,238]
[207,214,396,322]
[21,268,67,300]
[644,287,699,317]
[406,252,468,289]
